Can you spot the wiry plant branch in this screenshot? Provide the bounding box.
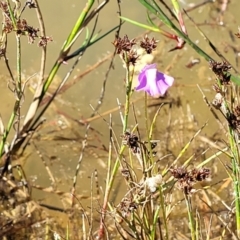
[90,0,123,117]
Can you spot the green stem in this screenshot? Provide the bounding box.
[0,113,15,155]
[16,35,21,95]
[185,194,196,240]
[144,93,153,167]
[151,185,169,239]
[0,33,22,156]
[99,59,134,236]
[6,0,17,29]
[62,0,94,54]
[107,60,133,184]
[159,185,169,239]
[229,127,240,236]
[123,59,133,133]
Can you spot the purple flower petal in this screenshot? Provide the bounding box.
[135,64,174,97]
[156,72,174,95]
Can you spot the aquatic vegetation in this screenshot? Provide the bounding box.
[1,0,240,239]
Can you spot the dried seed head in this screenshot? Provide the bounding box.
[26,1,37,8]
[112,35,136,54]
[127,50,139,65]
[3,18,14,33]
[227,106,240,133]
[119,197,138,217]
[0,2,9,15]
[209,60,231,85]
[140,35,159,54]
[38,36,53,47]
[169,167,188,179]
[190,168,211,181]
[170,166,211,195]
[122,131,140,155]
[16,19,39,43]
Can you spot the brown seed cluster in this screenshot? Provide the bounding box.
[227,106,240,132]
[112,35,138,65]
[140,35,158,54]
[0,2,52,46]
[209,60,231,85]
[170,167,210,195]
[112,34,159,65]
[2,18,13,34]
[122,131,140,155]
[38,36,53,47]
[119,197,138,217]
[1,1,13,33]
[26,1,37,9]
[16,19,39,43]
[113,35,136,54]
[122,131,158,156]
[0,1,9,15]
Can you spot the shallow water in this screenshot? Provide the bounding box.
[1,0,240,237]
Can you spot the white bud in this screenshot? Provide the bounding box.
[145,174,163,193]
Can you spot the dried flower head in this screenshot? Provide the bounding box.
[209,60,231,85]
[190,168,211,181]
[0,1,9,16]
[170,167,188,179]
[170,166,211,195]
[26,0,37,8]
[112,35,136,54]
[127,49,139,65]
[140,35,158,54]
[147,140,158,156]
[3,18,14,33]
[16,19,39,43]
[122,131,140,155]
[227,106,240,133]
[119,197,138,217]
[38,36,53,47]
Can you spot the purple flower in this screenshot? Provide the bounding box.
[135,64,174,97]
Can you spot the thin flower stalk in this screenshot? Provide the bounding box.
[98,52,133,238]
[228,127,240,235]
[6,0,16,29]
[185,194,196,240]
[155,185,169,239]
[210,60,240,236]
[0,1,23,156]
[123,54,134,133]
